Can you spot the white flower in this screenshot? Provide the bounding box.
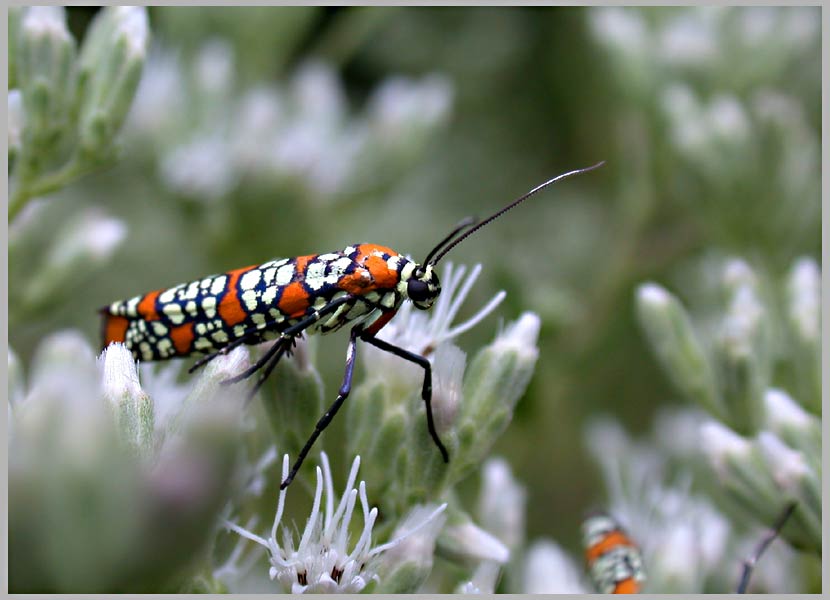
[441,520,510,565]
[8,89,23,152]
[586,418,732,593]
[588,7,649,56]
[126,48,186,139]
[112,6,149,60]
[764,388,811,432]
[195,39,234,95]
[226,452,447,593]
[653,406,709,459]
[160,134,237,200]
[699,420,752,480]
[658,12,718,67]
[457,560,502,594]
[369,73,453,136]
[477,457,526,551]
[489,311,540,363]
[213,515,263,584]
[637,281,673,308]
[431,342,466,432]
[707,95,751,143]
[363,262,505,400]
[522,539,590,594]
[30,209,126,286]
[756,432,810,495]
[377,262,506,359]
[99,343,143,405]
[786,257,819,343]
[21,6,69,41]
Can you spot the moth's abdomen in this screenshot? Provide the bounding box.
[100,244,411,362]
[102,262,252,360]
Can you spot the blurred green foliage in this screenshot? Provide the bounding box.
[9,5,820,588]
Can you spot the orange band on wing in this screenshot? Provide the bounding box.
[137,290,161,320]
[277,255,314,318]
[170,322,195,355]
[585,531,633,562]
[613,579,640,594]
[218,265,256,327]
[278,282,310,318]
[103,315,130,345]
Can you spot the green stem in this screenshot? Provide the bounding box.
[9,154,110,222]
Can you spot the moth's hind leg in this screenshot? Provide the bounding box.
[188,335,253,373]
[222,335,292,386]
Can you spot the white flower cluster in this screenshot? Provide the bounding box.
[635,255,820,588]
[127,47,453,203]
[8,333,247,592]
[225,453,447,593]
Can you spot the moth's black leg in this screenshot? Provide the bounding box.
[191,294,354,376]
[188,335,252,373]
[360,333,449,463]
[736,502,797,593]
[282,294,355,337]
[281,326,360,490]
[222,336,290,385]
[244,339,294,404]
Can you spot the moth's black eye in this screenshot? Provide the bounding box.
[407,278,431,303]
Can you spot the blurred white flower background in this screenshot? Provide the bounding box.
[8,6,820,593]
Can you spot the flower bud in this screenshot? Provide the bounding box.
[260,336,325,470]
[636,283,723,419]
[347,343,464,517]
[763,388,820,465]
[756,432,820,553]
[9,347,25,410]
[10,330,240,592]
[785,257,820,412]
[699,421,754,482]
[786,258,819,344]
[99,343,154,457]
[29,329,97,392]
[376,503,448,593]
[77,7,149,158]
[698,421,815,552]
[699,421,776,509]
[16,7,76,154]
[477,457,526,551]
[522,539,589,594]
[455,560,501,594]
[345,375,409,508]
[164,345,250,440]
[714,259,768,434]
[453,312,540,484]
[438,508,509,566]
[9,89,24,161]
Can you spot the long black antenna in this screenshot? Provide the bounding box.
[422,216,478,266]
[428,161,605,266]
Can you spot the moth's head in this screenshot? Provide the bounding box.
[404,263,441,310]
